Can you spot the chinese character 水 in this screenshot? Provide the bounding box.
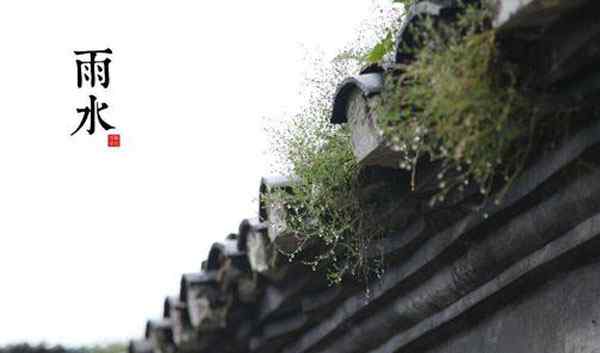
[71,94,115,136]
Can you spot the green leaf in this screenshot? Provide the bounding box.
[365,31,395,64]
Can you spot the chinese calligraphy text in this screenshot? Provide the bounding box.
[72,48,119,145]
[74,48,112,89]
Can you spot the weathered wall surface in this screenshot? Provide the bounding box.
[420,257,600,353]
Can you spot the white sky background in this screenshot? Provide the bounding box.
[0,0,398,346]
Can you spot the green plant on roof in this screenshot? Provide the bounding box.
[375,1,566,206]
[267,0,578,286]
[267,53,385,285]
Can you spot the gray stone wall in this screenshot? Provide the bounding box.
[418,257,600,353]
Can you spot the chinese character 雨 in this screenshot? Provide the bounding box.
[74,48,112,88]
